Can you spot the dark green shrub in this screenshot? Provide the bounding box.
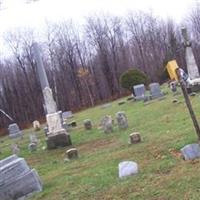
[120,69,148,91]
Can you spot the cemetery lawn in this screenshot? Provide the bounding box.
[1,86,200,200]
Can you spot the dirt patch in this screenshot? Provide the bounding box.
[168,148,182,159]
[78,137,120,153]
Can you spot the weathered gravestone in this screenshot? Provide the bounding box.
[0,155,42,200]
[133,84,146,100]
[149,83,164,99]
[66,148,78,159]
[62,111,73,120]
[116,111,128,129]
[28,143,37,152]
[28,134,38,152]
[8,123,23,139]
[33,43,72,149]
[100,115,113,134]
[83,119,92,130]
[180,144,200,160]
[11,144,20,155]
[170,81,177,93]
[129,132,141,144]
[118,161,138,178]
[33,120,41,131]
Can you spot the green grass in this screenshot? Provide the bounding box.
[1,85,200,200]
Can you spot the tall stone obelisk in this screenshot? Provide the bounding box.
[32,42,72,149]
[181,27,200,80]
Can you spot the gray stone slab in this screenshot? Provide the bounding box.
[0,158,30,185]
[8,123,22,138]
[181,143,200,160]
[62,111,73,120]
[0,169,42,200]
[0,155,42,200]
[133,84,145,100]
[149,83,163,98]
[0,155,18,168]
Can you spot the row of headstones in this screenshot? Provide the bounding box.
[83,111,128,133]
[0,154,42,200]
[133,82,164,101]
[7,111,200,169]
[64,111,142,161]
[8,110,74,137]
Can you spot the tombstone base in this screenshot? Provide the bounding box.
[46,131,72,149]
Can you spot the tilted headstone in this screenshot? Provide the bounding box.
[118,161,138,178]
[133,84,146,100]
[116,111,128,129]
[83,119,92,130]
[100,115,113,134]
[149,83,163,99]
[8,123,22,139]
[33,42,72,149]
[0,155,42,200]
[33,120,41,131]
[180,143,200,160]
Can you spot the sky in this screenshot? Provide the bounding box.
[0,0,199,55]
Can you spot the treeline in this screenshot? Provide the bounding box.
[1,9,200,130]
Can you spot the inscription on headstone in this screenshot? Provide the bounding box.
[0,155,42,200]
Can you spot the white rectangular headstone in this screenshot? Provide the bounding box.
[46,112,65,134]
